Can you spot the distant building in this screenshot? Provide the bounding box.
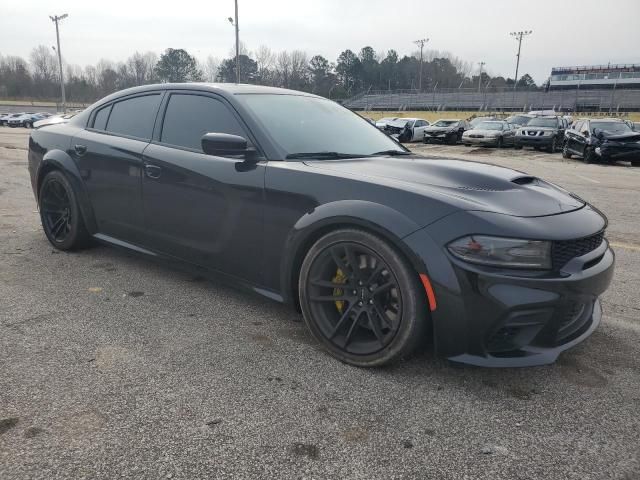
[549,64,640,90]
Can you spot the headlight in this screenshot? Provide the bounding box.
[447,235,552,269]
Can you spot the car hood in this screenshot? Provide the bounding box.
[425,125,456,132]
[304,156,585,218]
[600,132,640,142]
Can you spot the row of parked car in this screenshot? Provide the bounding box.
[0,112,54,128]
[374,113,640,166]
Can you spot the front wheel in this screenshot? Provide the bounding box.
[583,146,595,164]
[299,229,429,367]
[562,141,572,158]
[39,171,91,250]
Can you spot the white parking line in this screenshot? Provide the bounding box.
[575,174,600,184]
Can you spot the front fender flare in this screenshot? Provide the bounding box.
[280,199,426,304]
[37,150,98,233]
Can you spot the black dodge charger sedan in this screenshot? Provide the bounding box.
[28,84,615,367]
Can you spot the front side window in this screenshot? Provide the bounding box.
[106,94,161,140]
[160,94,246,151]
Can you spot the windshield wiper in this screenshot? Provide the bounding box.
[370,149,411,156]
[285,151,368,159]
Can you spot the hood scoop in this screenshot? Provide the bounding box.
[511,175,538,186]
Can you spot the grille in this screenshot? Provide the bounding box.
[552,231,605,269]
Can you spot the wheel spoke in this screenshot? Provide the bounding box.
[366,262,385,284]
[344,245,363,281]
[373,282,394,296]
[310,294,351,303]
[310,278,349,289]
[328,302,356,339]
[52,216,67,237]
[330,247,351,277]
[366,310,385,345]
[372,302,393,330]
[343,310,364,347]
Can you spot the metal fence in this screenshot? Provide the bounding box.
[343,88,640,112]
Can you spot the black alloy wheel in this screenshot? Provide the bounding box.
[299,229,428,367]
[39,171,90,250]
[562,141,572,158]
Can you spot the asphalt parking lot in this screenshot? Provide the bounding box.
[1,128,639,480]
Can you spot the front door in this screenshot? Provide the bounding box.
[141,91,265,284]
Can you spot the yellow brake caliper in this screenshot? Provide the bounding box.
[332,268,347,313]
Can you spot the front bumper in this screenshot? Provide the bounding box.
[403,207,614,367]
[463,136,501,146]
[424,131,454,142]
[515,135,554,147]
[598,144,640,161]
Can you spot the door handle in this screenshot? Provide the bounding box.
[74,144,87,156]
[144,164,162,179]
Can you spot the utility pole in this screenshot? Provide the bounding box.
[49,14,68,113]
[227,0,240,83]
[413,38,429,91]
[477,61,485,93]
[510,30,532,91]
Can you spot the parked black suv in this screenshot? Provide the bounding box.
[514,116,567,153]
[563,118,640,166]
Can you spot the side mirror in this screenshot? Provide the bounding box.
[201,133,251,157]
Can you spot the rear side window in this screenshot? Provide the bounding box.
[106,94,161,140]
[92,105,111,131]
[160,93,246,151]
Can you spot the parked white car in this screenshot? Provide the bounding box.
[381,117,431,142]
[7,113,44,128]
[0,113,25,126]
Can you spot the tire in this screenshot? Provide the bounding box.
[583,147,595,164]
[24,122,32,129]
[631,160,640,167]
[562,141,572,159]
[514,144,523,150]
[496,137,504,149]
[299,228,429,367]
[548,137,558,153]
[39,171,91,250]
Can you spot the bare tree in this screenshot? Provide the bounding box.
[29,45,58,82]
[255,45,275,84]
[202,55,220,82]
[276,51,292,88]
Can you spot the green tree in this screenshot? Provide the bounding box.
[155,48,203,83]
[217,54,258,83]
[336,49,361,91]
[517,73,536,88]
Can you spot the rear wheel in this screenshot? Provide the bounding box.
[496,137,504,149]
[548,136,558,153]
[39,171,90,250]
[299,229,429,367]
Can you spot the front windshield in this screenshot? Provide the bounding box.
[591,122,632,135]
[475,121,503,131]
[433,120,458,127]
[507,115,531,125]
[527,118,558,128]
[239,94,405,157]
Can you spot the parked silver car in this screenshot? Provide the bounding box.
[462,121,517,147]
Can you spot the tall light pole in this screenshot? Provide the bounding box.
[50,14,68,113]
[510,30,532,91]
[477,61,485,93]
[413,38,429,91]
[227,0,240,83]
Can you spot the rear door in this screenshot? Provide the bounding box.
[72,92,162,243]
[140,91,265,283]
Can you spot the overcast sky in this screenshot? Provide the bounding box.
[2,0,639,84]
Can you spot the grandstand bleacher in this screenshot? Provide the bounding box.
[343,88,640,112]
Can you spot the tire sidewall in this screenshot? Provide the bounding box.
[39,171,83,250]
[298,229,428,367]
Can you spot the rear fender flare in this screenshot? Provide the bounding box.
[37,150,98,233]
